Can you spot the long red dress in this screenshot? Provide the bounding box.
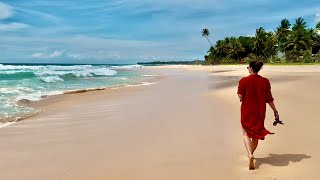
[237,74,274,140]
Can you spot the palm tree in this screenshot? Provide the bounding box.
[316,22,320,30]
[276,19,291,53]
[228,37,245,60]
[287,18,312,51]
[209,39,224,60]
[286,32,312,51]
[201,28,213,47]
[253,27,268,58]
[292,17,307,31]
[314,22,320,55]
[265,32,278,58]
[282,17,314,62]
[309,28,320,54]
[238,36,254,58]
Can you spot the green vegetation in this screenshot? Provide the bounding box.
[202,18,320,65]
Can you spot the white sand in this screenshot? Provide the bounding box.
[0,65,319,179]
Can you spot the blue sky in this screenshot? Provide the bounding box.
[0,0,320,64]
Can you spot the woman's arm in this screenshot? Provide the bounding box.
[237,78,245,102]
[266,79,279,118]
[268,101,279,119]
[238,93,244,102]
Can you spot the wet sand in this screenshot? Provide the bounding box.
[0,65,319,179]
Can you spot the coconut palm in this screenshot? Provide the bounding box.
[286,31,311,51]
[309,28,319,41]
[201,28,213,47]
[312,22,320,55]
[238,36,254,58]
[316,22,320,30]
[265,32,278,58]
[276,19,291,39]
[226,37,245,60]
[309,28,320,55]
[253,27,268,58]
[210,39,225,60]
[287,18,312,52]
[276,19,291,53]
[292,17,307,31]
[282,17,314,62]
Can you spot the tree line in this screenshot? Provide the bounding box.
[137,60,204,65]
[202,18,320,64]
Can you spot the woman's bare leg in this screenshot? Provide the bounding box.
[242,129,255,170]
[243,134,254,157]
[252,138,259,154]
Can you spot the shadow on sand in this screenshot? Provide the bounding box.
[255,154,311,169]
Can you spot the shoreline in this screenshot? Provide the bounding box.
[0,70,162,126]
[8,64,319,125]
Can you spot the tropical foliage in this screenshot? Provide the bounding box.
[202,17,320,64]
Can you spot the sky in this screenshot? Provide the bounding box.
[0,0,320,64]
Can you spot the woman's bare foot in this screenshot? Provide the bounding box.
[249,155,255,170]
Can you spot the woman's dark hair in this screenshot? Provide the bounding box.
[249,61,264,73]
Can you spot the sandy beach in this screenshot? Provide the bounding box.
[0,65,319,179]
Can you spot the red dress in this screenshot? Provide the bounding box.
[237,74,274,139]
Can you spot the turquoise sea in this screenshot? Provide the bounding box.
[0,63,155,126]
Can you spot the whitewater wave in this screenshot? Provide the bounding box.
[34,70,117,78]
[141,74,158,77]
[16,90,64,102]
[118,77,128,80]
[89,68,117,76]
[0,122,16,128]
[46,65,93,70]
[0,64,118,81]
[0,64,45,70]
[0,64,92,71]
[126,82,158,87]
[0,88,24,94]
[110,65,143,69]
[0,87,36,94]
[40,76,64,83]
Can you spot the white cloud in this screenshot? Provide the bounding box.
[15,7,61,23]
[315,12,320,23]
[0,2,30,32]
[66,51,121,60]
[0,2,12,19]
[67,53,82,59]
[0,22,29,31]
[48,50,65,58]
[32,52,45,58]
[31,50,65,58]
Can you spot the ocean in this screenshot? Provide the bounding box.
[0,63,155,126]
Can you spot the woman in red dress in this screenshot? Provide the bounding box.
[237,61,279,170]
